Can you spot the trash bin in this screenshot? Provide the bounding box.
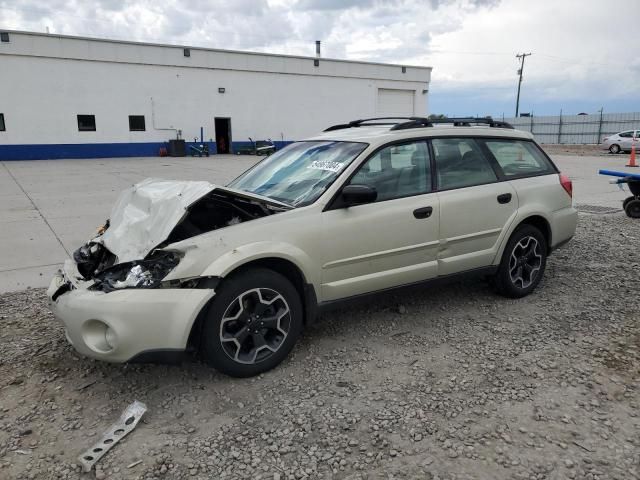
[168,139,186,157]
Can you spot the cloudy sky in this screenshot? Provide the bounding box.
[2,0,639,117]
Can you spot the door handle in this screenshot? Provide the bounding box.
[497,193,512,204]
[413,206,433,219]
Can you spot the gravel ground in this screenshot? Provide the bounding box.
[1,213,639,480]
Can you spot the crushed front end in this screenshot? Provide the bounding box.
[48,257,215,362]
[47,178,286,363]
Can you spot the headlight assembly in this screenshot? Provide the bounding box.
[92,251,180,292]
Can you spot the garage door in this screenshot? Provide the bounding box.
[376,89,415,116]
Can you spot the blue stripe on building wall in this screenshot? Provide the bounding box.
[0,141,294,160]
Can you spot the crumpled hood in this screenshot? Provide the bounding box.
[99,178,290,264]
[102,178,216,263]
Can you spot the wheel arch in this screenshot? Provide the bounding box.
[518,215,552,251]
[224,257,315,319]
[186,256,318,353]
[494,213,552,265]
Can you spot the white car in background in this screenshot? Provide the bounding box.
[48,117,578,377]
[602,130,639,154]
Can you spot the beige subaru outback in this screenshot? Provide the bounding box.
[48,117,578,377]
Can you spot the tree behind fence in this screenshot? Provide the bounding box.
[500,112,640,144]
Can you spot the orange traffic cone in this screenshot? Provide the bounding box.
[628,143,638,167]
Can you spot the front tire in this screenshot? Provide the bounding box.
[491,225,547,298]
[200,268,303,377]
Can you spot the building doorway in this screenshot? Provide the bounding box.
[215,117,232,154]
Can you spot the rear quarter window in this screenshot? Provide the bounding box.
[483,140,554,178]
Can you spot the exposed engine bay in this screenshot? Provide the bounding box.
[163,190,280,246]
[69,179,287,291]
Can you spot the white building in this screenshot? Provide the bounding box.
[0,30,431,160]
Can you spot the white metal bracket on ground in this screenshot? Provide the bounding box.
[78,400,147,472]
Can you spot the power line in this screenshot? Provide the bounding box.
[427,49,513,56]
[535,53,619,69]
[515,52,531,117]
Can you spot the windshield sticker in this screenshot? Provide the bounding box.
[308,160,345,173]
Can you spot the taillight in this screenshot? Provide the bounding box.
[603,137,609,142]
[559,173,572,197]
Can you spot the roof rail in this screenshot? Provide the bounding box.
[323,116,514,132]
[428,117,515,129]
[323,117,432,132]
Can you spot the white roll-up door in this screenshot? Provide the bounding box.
[376,88,415,116]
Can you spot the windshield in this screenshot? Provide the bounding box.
[228,141,367,206]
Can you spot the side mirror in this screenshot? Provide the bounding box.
[341,184,377,206]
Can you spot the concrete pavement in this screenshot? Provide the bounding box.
[0,155,258,292]
[0,151,637,293]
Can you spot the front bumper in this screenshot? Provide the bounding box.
[47,263,215,363]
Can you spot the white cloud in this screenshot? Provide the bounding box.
[1,0,638,112]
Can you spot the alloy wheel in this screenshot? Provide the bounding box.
[508,236,542,289]
[219,288,291,364]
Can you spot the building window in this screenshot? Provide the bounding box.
[0,32,9,43]
[183,48,190,57]
[0,113,5,131]
[402,66,406,73]
[128,115,146,131]
[77,115,96,131]
[314,59,319,67]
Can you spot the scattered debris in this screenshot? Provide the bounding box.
[75,379,97,391]
[77,400,147,473]
[572,440,594,452]
[8,377,25,386]
[391,331,410,338]
[127,460,143,469]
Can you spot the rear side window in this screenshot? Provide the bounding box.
[432,138,497,190]
[619,131,634,138]
[483,140,554,178]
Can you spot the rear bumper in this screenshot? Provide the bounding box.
[47,266,215,363]
[549,205,578,250]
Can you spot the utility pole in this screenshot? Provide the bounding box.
[515,52,531,117]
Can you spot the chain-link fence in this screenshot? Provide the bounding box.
[498,112,640,144]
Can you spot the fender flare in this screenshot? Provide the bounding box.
[200,241,318,288]
[492,209,552,264]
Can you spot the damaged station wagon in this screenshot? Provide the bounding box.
[48,117,578,377]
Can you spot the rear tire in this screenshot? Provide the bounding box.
[609,144,621,154]
[200,268,303,377]
[625,199,640,218]
[491,225,547,298]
